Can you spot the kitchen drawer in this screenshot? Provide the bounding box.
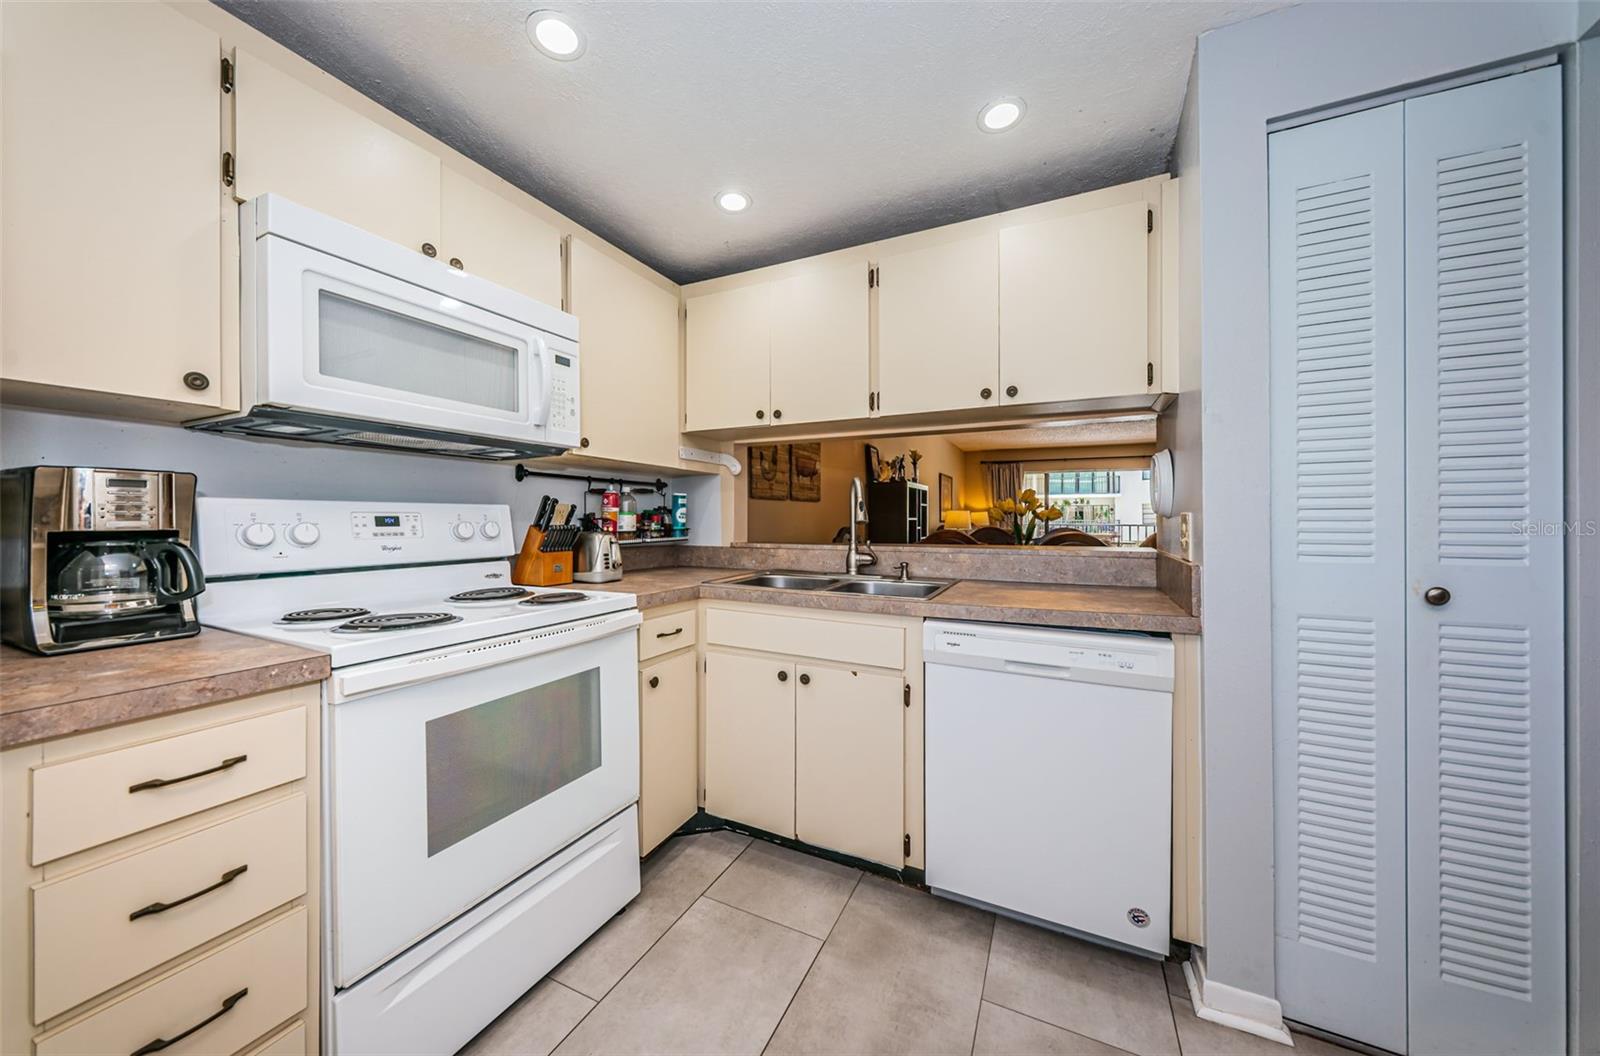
[639,609,697,661]
[34,794,307,1022]
[242,1021,306,1056]
[34,907,307,1056]
[704,607,904,670]
[32,707,307,866]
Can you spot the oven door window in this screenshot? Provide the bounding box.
[423,667,600,856]
[318,289,521,413]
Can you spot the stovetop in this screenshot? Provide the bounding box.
[200,562,636,668]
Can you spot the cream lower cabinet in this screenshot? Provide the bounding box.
[0,0,233,418]
[638,608,700,856]
[701,604,921,869]
[794,662,905,866]
[703,649,797,839]
[1,686,322,1056]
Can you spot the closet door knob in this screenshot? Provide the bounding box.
[980,388,993,400]
[1424,586,1452,607]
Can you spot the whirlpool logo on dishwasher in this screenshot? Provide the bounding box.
[380,544,404,552]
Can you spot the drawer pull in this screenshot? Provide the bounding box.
[655,628,684,638]
[130,987,248,1056]
[128,754,247,793]
[129,865,248,921]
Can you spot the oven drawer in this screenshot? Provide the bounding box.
[34,794,307,1022]
[34,907,307,1056]
[639,609,696,661]
[31,706,307,865]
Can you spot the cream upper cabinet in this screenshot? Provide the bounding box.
[998,200,1152,405]
[234,50,441,253]
[685,283,772,432]
[639,648,699,856]
[794,662,905,867]
[568,238,683,465]
[769,259,871,425]
[703,650,795,838]
[875,232,1000,416]
[439,168,562,305]
[1,1,228,413]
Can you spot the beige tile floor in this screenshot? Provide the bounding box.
[459,832,1361,1056]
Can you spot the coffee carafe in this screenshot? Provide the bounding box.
[2,467,205,655]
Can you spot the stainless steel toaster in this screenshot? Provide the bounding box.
[573,530,623,583]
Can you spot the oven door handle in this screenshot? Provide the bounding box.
[334,608,642,700]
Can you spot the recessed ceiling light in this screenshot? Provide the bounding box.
[527,11,584,60]
[978,97,1025,133]
[715,190,751,213]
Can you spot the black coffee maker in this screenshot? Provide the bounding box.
[1,467,205,655]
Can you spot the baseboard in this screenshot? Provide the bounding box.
[1182,953,1294,1047]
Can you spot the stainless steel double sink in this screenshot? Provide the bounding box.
[714,571,955,600]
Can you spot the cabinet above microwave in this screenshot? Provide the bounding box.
[189,195,580,461]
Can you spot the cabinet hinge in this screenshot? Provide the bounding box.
[903,683,910,708]
[868,266,879,289]
[1147,362,1154,387]
[221,151,235,188]
[869,391,876,412]
[1147,208,1154,234]
[903,833,912,858]
[220,56,234,94]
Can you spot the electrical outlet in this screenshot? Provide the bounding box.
[1178,512,1193,561]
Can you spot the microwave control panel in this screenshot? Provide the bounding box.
[547,351,578,433]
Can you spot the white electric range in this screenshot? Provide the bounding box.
[197,498,642,1056]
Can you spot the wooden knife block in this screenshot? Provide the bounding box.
[512,528,574,587]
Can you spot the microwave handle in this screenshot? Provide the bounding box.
[535,336,554,427]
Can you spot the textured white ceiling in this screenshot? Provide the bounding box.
[216,0,1286,283]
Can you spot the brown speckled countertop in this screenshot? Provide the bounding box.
[1,630,330,749]
[587,567,1200,634]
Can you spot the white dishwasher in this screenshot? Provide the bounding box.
[923,620,1174,955]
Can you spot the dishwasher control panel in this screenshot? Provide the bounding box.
[923,621,1174,690]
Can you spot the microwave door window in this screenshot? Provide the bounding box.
[318,290,522,413]
[423,668,602,856]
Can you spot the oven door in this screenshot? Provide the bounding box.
[327,610,640,987]
[256,233,571,442]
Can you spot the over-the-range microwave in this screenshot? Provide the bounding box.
[189,195,579,460]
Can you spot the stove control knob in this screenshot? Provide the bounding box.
[452,521,477,541]
[239,522,277,549]
[287,522,321,547]
[479,521,502,541]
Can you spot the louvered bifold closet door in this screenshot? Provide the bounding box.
[1402,66,1564,1056]
[1268,102,1409,1055]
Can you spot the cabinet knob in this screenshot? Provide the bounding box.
[648,675,660,689]
[1005,385,1019,398]
[756,410,766,420]
[449,257,464,270]
[777,669,788,682]
[1424,586,1452,607]
[799,672,811,686]
[980,387,993,400]
[773,409,783,420]
[421,242,438,258]
[580,437,591,448]
[183,371,210,392]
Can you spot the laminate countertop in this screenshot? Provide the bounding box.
[1,630,330,749]
[587,567,1200,635]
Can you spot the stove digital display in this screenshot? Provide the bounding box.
[373,514,401,527]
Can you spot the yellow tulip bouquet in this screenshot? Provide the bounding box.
[987,488,1063,544]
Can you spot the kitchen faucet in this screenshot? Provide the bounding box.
[846,477,878,575]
